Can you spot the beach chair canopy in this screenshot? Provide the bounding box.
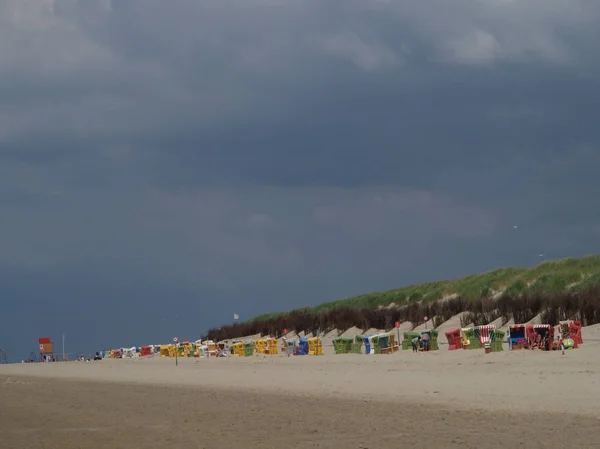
[508,325,526,344]
[445,328,461,350]
[298,338,309,355]
[476,325,495,344]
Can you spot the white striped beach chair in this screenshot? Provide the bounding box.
[477,325,496,345]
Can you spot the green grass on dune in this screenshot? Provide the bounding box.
[248,255,600,322]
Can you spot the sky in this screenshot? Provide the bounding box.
[1,0,600,361]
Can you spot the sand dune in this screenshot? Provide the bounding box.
[432,313,467,334]
[412,318,434,331]
[487,316,506,329]
[339,326,362,338]
[323,328,340,338]
[319,328,341,355]
[503,317,516,328]
[361,327,384,336]
[526,314,543,325]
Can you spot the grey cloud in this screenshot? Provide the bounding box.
[1,0,600,359]
[324,32,403,71]
[0,171,496,287]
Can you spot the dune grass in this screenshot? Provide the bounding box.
[249,255,600,322]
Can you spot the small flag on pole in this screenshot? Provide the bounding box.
[233,314,239,320]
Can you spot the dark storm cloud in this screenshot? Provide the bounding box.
[1,0,600,359]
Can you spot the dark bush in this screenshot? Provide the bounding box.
[206,287,600,341]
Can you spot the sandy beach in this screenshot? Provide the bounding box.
[2,330,600,449]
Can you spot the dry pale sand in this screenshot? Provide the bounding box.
[339,326,362,338]
[412,319,435,331]
[431,313,467,335]
[2,338,600,449]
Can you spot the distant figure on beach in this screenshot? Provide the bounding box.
[421,331,430,351]
[544,335,550,351]
[553,335,561,351]
[411,336,421,352]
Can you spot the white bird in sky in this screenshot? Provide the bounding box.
[513,225,519,229]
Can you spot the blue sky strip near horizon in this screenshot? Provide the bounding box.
[1,0,600,361]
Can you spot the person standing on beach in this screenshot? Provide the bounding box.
[411,336,421,352]
[421,331,430,351]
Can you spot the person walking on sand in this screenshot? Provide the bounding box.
[411,335,421,352]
